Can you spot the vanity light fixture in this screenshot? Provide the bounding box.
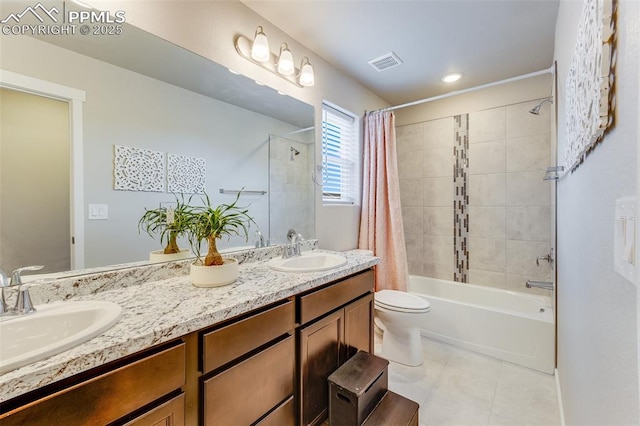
[277,44,295,76]
[235,26,315,88]
[251,26,270,63]
[299,57,315,87]
[441,72,463,83]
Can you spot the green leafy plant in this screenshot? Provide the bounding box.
[138,194,193,255]
[186,191,254,266]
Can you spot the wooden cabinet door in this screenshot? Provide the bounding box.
[0,343,185,426]
[203,336,294,426]
[298,309,344,426]
[344,293,374,359]
[123,393,185,426]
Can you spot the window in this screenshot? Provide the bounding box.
[321,103,358,204]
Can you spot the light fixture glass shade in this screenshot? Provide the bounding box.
[277,43,295,75]
[299,57,315,87]
[251,26,270,63]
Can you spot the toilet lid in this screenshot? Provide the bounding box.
[375,290,430,313]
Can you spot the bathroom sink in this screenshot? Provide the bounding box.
[0,300,122,374]
[268,252,348,272]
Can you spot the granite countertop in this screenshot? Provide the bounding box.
[0,247,378,403]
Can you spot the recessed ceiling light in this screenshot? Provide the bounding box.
[441,73,463,83]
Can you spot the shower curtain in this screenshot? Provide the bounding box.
[359,111,409,292]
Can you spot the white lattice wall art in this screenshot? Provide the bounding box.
[113,145,165,192]
[564,0,615,173]
[167,154,206,194]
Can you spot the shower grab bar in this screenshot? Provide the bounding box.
[219,188,267,195]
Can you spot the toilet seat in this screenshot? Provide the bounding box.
[375,290,430,314]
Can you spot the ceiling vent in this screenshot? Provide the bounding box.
[368,52,403,72]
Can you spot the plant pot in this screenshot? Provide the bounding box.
[190,258,239,287]
[149,249,191,263]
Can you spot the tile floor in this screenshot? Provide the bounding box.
[379,337,561,426]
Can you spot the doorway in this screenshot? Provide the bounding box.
[0,88,70,273]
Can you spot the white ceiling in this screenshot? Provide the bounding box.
[243,0,560,106]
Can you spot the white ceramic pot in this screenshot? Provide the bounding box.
[149,249,191,263]
[190,258,239,287]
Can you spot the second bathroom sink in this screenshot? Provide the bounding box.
[268,252,347,272]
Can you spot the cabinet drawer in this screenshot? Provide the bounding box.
[201,299,294,373]
[123,393,185,426]
[256,395,295,426]
[299,269,374,324]
[203,335,294,426]
[0,342,185,426]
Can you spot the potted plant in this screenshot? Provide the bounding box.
[186,191,254,287]
[138,194,193,263]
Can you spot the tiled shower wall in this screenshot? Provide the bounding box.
[269,135,315,244]
[397,99,552,295]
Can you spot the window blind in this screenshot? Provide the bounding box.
[321,103,358,204]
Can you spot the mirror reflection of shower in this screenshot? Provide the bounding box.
[290,146,300,161]
[268,127,315,244]
[529,96,553,115]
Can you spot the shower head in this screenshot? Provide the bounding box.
[529,97,554,115]
[290,146,300,161]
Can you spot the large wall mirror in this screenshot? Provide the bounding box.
[0,17,315,275]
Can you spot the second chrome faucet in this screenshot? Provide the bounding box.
[283,229,304,258]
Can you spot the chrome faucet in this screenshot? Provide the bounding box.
[526,280,554,290]
[283,229,303,258]
[255,230,268,248]
[10,265,44,286]
[0,269,9,315]
[0,265,44,316]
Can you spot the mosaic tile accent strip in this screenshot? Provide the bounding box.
[113,145,165,192]
[167,154,206,193]
[453,114,469,283]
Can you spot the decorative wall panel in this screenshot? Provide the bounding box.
[113,145,165,192]
[167,154,206,194]
[564,0,615,172]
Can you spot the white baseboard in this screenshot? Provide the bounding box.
[555,368,566,426]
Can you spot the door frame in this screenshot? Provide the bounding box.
[0,69,86,269]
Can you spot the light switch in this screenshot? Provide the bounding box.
[615,197,637,283]
[88,204,108,220]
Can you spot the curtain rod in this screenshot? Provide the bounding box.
[371,66,554,114]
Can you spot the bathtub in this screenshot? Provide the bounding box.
[408,275,555,374]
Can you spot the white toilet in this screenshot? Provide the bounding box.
[374,289,431,366]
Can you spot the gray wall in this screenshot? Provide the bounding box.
[555,0,639,424]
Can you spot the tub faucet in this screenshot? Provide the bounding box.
[526,280,554,290]
[283,229,303,258]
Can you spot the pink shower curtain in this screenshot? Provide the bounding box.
[359,111,409,292]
